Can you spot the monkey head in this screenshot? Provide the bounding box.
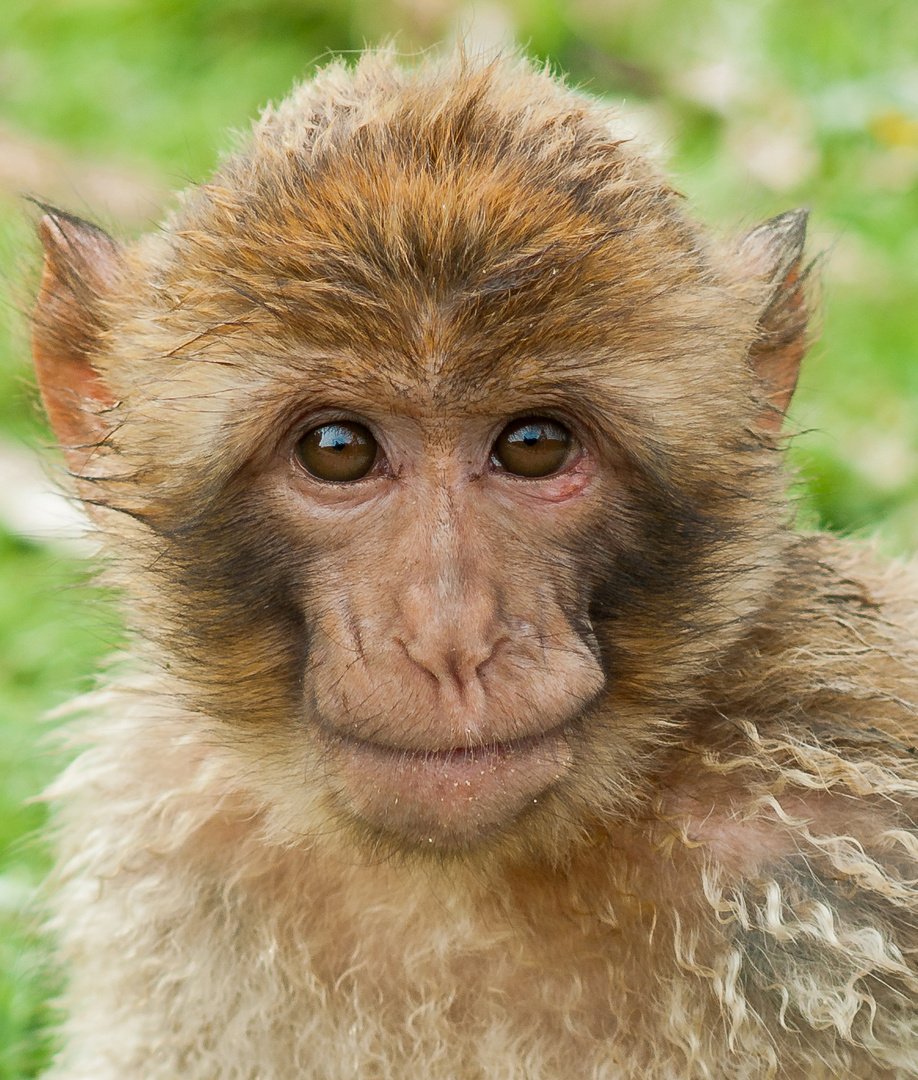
[31,53,809,857]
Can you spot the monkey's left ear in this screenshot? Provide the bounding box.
[739,209,809,432]
[31,206,123,471]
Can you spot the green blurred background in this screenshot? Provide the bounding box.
[0,0,916,1073]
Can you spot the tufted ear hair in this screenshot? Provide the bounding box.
[31,205,123,471]
[739,209,810,432]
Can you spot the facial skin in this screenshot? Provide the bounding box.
[271,402,607,846]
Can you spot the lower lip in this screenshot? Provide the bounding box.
[326,729,573,848]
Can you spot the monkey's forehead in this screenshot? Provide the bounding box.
[111,51,757,419]
[139,50,718,337]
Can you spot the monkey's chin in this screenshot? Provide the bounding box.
[326,729,573,850]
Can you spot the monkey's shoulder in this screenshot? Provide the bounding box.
[787,531,918,628]
[699,533,918,748]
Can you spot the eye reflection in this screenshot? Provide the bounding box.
[296,422,378,482]
[491,418,572,478]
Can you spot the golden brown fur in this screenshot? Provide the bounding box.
[31,50,918,1078]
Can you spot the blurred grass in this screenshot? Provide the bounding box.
[0,0,916,1074]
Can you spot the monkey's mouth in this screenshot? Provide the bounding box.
[325,727,573,848]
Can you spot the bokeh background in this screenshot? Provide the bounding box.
[0,0,916,1073]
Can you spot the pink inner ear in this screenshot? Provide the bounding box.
[31,212,120,468]
[754,264,807,433]
[35,351,114,453]
[741,212,809,432]
[32,263,115,458]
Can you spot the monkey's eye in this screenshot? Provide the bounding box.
[491,417,573,478]
[296,422,378,482]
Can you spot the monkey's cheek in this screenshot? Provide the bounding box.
[326,732,574,849]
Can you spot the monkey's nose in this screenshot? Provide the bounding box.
[396,634,504,700]
[395,578,505,700]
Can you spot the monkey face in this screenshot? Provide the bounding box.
[257,393,613,848]
[31,55,801,858]
[122,287,766,858]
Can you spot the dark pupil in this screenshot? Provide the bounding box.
[296,422,377,482]
[493,418,571,478]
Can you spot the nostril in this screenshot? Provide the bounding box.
[397,638,442,689]
[474,636,507,682]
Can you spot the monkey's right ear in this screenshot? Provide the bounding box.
[739,209,810,432]
[31,207,122,470]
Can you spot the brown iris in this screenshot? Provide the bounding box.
[491,417,572,478]
[296,422,378,482]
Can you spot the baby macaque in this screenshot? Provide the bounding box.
[31,50,918,1079]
